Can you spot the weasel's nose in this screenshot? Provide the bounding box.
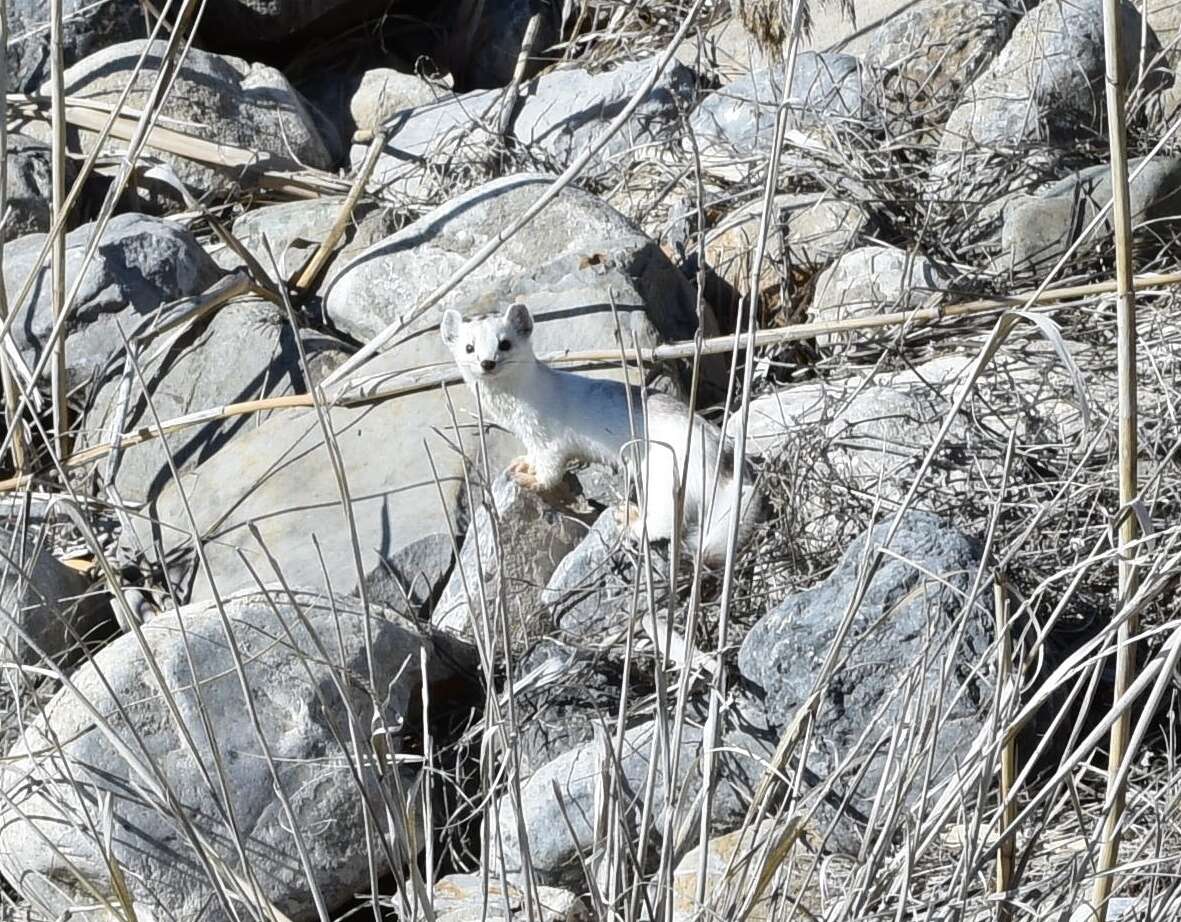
[480,360,496,372]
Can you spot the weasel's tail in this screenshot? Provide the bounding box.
[695,472,765,569]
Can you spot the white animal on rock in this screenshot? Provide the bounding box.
[440,303,763,566]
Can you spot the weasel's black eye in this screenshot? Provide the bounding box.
[464,343,474,354]
[498,340,512,352]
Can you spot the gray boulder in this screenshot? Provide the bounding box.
[512,56,696,178]
[494,712,769,886]
[541,507,672,644]
[324,173,708,366]
[357,56,694,198]
[4,212,222,387]
[704,193,872,322]
[79,297,350,503]
[226,196,400,281]
[353,86,500,199]
[0,588,448,922]
[1000,156,1181,274]
[688,53,876,180]
[807,245,955,354]
[133,368,490,603]
[935,0,1165,174]
[14,40,335,206]
[737,513,993,843]
[433,471,589,646]
[865,0,1015,138]
[0,522,103,666]
[5,0,147,92]
[3,133,82,241]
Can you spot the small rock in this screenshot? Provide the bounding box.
[865,0,1015,138]
[15,40,335,207]
[0,588,451,922]
[670,819,823,921]
[541,507,672,644]
[351,68,440,135]
[430,872,589,922]
[704,193,871,321]
[79,297,349,503]
[737,512,993,849]
[3,212,222,387]
[3,134,81,241]
[0,524,104,666]
[808,245,955,353]
[5,0,147,92]
[432,471,589,646]
[1000,156,1181,274]
[228,196,400,281]
[494,712,766,886]
[513,56,696,178]
[689,53,877,181]
[363,533,456,619]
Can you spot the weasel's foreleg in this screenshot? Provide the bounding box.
[508,450,566,492]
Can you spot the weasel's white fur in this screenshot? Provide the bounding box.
[441,303,763,566]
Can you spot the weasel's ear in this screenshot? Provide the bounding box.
[505,302,533,337]
[440,309,462,346]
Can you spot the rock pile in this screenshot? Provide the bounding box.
[0,1,1176,919]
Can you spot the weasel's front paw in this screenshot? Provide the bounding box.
[507,457,541,491]
[614,501,642,535]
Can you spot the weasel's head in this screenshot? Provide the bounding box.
[440,303,536,383]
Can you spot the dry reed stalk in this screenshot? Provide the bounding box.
[995,574,1016,921]
[289,129,388,297]
[0,2,25,474]
[49,0,69,458]
[496,12,544,137]
[1089,0,1141,915]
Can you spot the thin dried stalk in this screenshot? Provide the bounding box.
[0,2,25,473]
[496,12,544,137]
[289,129,388,297]
[1089,0,1141,915]
[49,0,69,457]
[995,575,1016,921]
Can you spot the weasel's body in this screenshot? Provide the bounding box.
[441,304,763,566]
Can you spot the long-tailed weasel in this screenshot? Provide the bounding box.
[441,303,763,566]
